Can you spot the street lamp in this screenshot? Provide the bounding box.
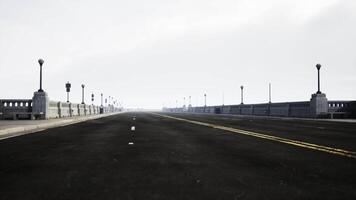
[81,84,85,104]
[269,83,271,103]
[38,59,44,92]
[65,82,71,102]
[316,64,322,94]
[204,94,207,107]
[101,93,103,106]
[240,86,244,104]
[222,92,225,106]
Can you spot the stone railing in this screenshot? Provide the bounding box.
[1,94,121,120]
[46,101,107,119]
[164,95,356,119]
[327,101,356,119]
[0,99,33,119]
[180,101,311,118]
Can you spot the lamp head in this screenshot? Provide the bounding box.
[65,82,71,88]
[316,64,321,70]
[65,82,71,92]
[38,59,44,66]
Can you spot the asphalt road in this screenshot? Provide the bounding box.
[0,112,355,199]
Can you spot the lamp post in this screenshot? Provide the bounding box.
[316,64,322,94]
[65,82,71,102]
[204,94,207,107]
[38,59,44,92]
[269,83,271,103]
[101,93,103,106]
[240,86,244,104]
[222,92,225,106]
[81,84,85,104]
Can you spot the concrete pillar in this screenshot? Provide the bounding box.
[77,104,81,116]
[58,102,62,118]
[32,92,49,119]
[100,106,104,114]
[0,100,3,120]
[69,103,73,117]
[310,93,328,118]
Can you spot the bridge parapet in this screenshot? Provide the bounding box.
[0,96,120,120]
[327,100,356,118]
[164,99,356,119]
[0,99,33,119]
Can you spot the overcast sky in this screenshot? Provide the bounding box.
[1,0,355,109]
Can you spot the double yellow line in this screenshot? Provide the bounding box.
[153,113,356,159]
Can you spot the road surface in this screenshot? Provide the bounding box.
[0,112,355,199]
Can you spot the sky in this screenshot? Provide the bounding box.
[1,0,355,109]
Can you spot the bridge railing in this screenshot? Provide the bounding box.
[165,100,356,119]
[0,99,33,119]
[327,101,356,118]
[0,98,120,120]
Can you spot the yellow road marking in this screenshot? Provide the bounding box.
[152,113,356,159]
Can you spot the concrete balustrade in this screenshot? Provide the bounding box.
[0,99,33,119]
[59,102,71,118]
[327,101,356,119]
[0,92,121,120]
[164,98,356,119]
